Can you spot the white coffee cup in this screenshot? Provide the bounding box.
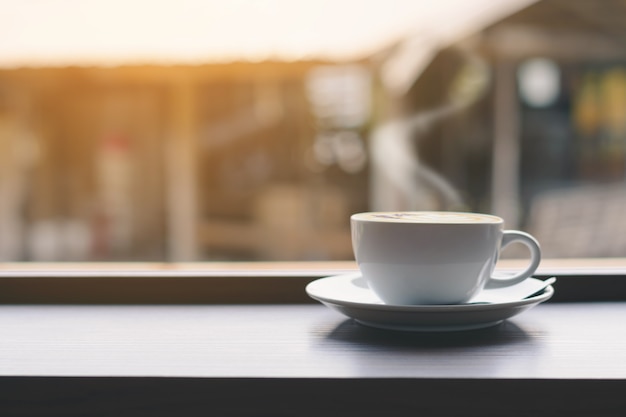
[351,211,541,305]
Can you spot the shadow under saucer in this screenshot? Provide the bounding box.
[323,318,535,349]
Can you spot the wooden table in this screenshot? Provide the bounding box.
[1,302,625,416]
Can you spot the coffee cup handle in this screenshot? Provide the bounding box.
[485,230,541,289]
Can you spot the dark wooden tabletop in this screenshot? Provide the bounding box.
[1,302,625,379]
[1,302,625,416]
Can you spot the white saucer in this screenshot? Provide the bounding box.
[306,273,554,332]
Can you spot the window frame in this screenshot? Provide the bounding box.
[1,259,625,304]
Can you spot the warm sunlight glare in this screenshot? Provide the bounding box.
[0,0,537,66]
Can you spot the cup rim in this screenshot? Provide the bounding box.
[351,211,503,225]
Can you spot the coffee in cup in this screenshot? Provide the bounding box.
[351,211,541,305]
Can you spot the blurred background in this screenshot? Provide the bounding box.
[1,0,626,262]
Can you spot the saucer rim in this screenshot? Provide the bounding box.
[305,273,554,313]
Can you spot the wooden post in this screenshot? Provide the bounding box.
[492,58,521,227]
[165,78,198,261]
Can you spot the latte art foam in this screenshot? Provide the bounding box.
[353,211,501,224]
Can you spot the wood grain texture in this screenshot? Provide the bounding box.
[1,303,625,379]
[1,303,625,415]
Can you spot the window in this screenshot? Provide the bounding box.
[1,0,626,265]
